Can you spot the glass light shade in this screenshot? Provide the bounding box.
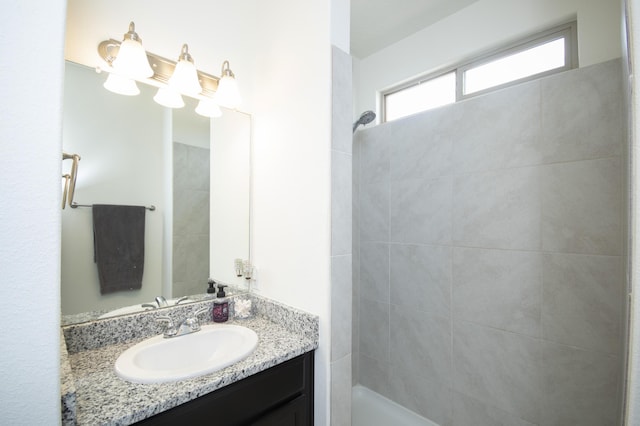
[103,73,140,96]
[215,75,241,109]
[168,60,202,96]
[153,87,185,108]
[112,39,154,80]
[195,98,222,118]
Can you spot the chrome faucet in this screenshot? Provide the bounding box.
[142,295,190,310]
[156,307,209,338]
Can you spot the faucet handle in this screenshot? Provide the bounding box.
[156,316,177,336]
[194,307,209,319]
[187,307,210,329]
[175,296,190,305]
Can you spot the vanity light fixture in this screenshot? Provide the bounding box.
[103,72,140,96]
[153,87,185,109]
[215,60,242,109]
[97,21,242,118]
[195,98,222,118]
[111,22,154,80]
[168,44,203,97]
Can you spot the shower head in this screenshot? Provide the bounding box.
[353,110,376,133]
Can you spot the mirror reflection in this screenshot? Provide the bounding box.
[61,61,251,324]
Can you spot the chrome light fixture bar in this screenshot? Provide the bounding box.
[97,22,241,118]
[98,38,222,97]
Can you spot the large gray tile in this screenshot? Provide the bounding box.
[358,354,390,394]
[352,348,359,385]
[359,299,389,363]
[390,175,452,244]
[173,142,189,191]
[172,234,187,283]
[453,167,540,250]
[359,181,389,242]
[390,244,451,318]
[541,342,620,426]
[389,103,457,181]
[453,392,536,426]
[390,305,452,386]
[541,157,622,255]
[353,138,361,250]
[332,150,352,255]
[358,124,390,185]
[454,80,542,173]
[453,247,541,337]
[453,321,541,423]
[185,234,209,285]
[352,246,360,380]
[542,253,622,354]
[186,145,210,191]
[332,255,352,361]
[387,367,453,426]
[331,46,353,154]
[360,242,389,303]
[330,354,352,426]
[541,59,623,163]
[174,189,210,236]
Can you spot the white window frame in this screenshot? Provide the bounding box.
[381,21,578,123]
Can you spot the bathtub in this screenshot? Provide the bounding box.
[352,385,439,426]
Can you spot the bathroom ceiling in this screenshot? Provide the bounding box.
[351,0,481,59]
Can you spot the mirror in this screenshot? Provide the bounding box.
[61,61,251,324]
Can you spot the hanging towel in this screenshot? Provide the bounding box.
[92,204,146,294]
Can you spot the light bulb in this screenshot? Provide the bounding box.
[103,73,140,96]
[168,44,202,96]
[111,22,153,80]
[215,61,241,109]
[195,98,222,118]
[153,87,184,108]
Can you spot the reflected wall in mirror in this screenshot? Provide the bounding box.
[61,61,251,323]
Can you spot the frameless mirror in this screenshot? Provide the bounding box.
[61,61,251,324]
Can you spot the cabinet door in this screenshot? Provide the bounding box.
[251,395,308,426]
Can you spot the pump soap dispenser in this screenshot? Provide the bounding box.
[213,284,229,323]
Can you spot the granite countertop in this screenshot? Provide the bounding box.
[62,295,318,425]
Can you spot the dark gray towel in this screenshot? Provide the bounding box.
[92,204,146,294]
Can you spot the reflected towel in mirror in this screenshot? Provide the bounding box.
[92,204,146,294]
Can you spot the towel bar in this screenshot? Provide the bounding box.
[71,202,156,211]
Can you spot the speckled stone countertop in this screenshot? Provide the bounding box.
[61,295,318,425]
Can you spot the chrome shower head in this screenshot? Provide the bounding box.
[353,110,376,133]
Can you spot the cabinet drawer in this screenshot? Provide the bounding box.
[136,351,314,426]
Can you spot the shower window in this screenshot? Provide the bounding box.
[382,21,577,123]
[384,72,456,121]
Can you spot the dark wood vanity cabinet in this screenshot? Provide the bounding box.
[135,351,314,426]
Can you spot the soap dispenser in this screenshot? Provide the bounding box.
[207,278,216,295]
[213,284,229,323]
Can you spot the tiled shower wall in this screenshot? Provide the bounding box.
[173,142,211,297]
[331,45,354,426]
[353,59,626,426]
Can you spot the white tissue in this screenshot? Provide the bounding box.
[234,298,252,318]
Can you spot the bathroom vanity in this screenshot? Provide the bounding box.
[61,295,318,425]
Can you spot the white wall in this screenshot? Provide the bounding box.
[251,0,333,423]
[626,1,640,423]
[61,62,165,315]
[354,0,623,117]
[0,0,66,423]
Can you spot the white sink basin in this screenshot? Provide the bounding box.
[115,324,258,383]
